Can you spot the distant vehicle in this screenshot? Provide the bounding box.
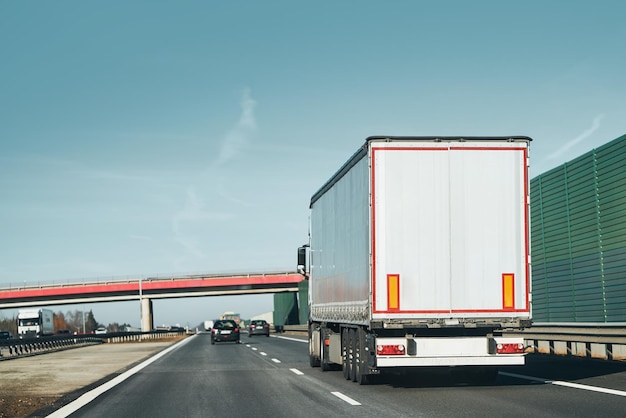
[203,320,214,331]
[220,311,241,324]
[169,326,185,333]
[0,331,13,340]
[210,320,240,344]
[248,320,270,337]
[94,326,107,335]
[123,326,141,333]
[17,308,54,338]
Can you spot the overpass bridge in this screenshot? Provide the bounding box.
[0,271,304,331]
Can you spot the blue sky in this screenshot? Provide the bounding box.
[1,1,625,328]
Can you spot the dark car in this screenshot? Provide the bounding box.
[211,320,240,344]
[0,331,13,340]
[248,320,270,337]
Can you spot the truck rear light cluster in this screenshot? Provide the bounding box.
[376,344,405,355]
[496,342,525,354]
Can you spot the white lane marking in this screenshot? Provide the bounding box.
[251,347,258,351]
[500,372,626,397]
[47,335,197,418]
[290,368,304,375]
[276,335,307,343]
[247,344,279,362]
[331,391,361,406]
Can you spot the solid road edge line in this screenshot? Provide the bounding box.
[499,371,626,397]
[46,335,197,418]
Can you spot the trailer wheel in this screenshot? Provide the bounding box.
[320,327,332,371]
[354,327,369,385]
[308,324,320,368]
[349,328,357,382]
[342,329,350,380]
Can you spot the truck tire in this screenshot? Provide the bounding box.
[342,329,350,380]
[349,328,357,382]
[320,327,331,371]
[354,327,369,385]
[309,324,320,368]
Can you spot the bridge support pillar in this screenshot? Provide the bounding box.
[140,298,153,332]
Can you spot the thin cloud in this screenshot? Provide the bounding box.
[216,180,255,208]
[216,88,257,166]
[548,114,605,159]
[171,89,258,260]
[171,186,235,259]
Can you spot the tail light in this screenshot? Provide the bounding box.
[235,328,240,333]
[250,325,256,329]
[497,343,525,354]
[376,344,405,355]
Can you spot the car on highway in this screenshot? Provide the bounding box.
[95,326,107,335]
[0,330,13,340]
[210,319,240,344]
[248,319,270,337]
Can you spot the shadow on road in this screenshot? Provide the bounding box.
[368,354,626,389]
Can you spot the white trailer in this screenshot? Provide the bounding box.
[17,308,54,338]
[299,136,532,384]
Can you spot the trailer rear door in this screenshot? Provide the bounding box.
[371,139,530,319]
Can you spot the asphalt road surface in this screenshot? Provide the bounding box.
[37,332,626,418]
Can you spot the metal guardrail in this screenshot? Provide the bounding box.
[282,325,307,334]
[506,326,626,343]
[0,330,189,360]
[504,325,626,361]
[104,330,189,343]
[0,335,103,360]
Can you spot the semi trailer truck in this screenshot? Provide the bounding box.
[298,136,532,384]
[17,308,54,338]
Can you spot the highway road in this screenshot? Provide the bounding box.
[51,333,626,418]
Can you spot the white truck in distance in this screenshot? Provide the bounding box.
[299,136,532,384]
[17,308,54,338]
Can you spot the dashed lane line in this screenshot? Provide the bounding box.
[249,337,362,407]
[331,391,361,406]
[275,335,307,343]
